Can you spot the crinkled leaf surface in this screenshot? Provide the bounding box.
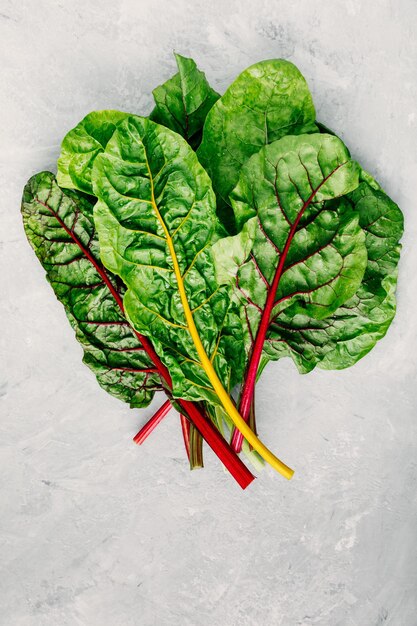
[197,59,318,229]
[22,172,162,408]
[150,53,219,150]
[57,110,130,194]
[219,132,368,449]
[92,115,246,405]
[264,172,403,372]
[227,133,367,337]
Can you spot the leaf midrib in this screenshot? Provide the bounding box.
[237,159,348,423]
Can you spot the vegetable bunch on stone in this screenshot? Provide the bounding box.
[22,54,403,489]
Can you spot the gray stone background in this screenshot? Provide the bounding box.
[1,0,416,624]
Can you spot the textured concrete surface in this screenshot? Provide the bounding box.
[1,1,417,624]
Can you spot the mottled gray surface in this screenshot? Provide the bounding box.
[1,0,416,624]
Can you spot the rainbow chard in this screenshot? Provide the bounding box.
[92,115,245,405]
[21,54,404,488]
[91,114,293,478]
[55,107,249,473]
[21,171,255,489]
[214,133,402,452]
[213,133,369,451]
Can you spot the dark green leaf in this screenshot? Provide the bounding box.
[92,115,247,405]
[150,53,219,149]
[22,172,162,407]
[217,133,368,431]
[227,132,367,327]
[265,173,403,372]
[198,59,318,229]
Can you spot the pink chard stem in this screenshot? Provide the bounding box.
[180,414,191,460]
[231,169,339,453]
[133,399,172,445]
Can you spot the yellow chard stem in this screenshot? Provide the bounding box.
[176,285,294,480]
[148,165,293,480]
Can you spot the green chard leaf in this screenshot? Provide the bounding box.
[197,59,318,230]
[57,110,130,194]
[92,115,247,406]
[22,172,162,408]
[217,133,368,444]
[264,172,403,372]
[227,133,367,325]
[150,53,220,150]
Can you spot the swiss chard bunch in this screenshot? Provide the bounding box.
[22,54,403,489]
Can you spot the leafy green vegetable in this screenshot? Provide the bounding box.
[22,171,162,407]
[222,133,368,449]
[22,171,256,490]
[92,114,294,478]
[198,59,317,229]
[150,53,219,149]
[57,110,130,194]
[92,114,243,405]
[264,172,403,372]
[22,53,404,487]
